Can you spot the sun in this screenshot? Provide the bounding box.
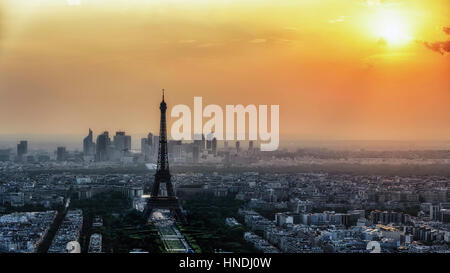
[372,10,412,46]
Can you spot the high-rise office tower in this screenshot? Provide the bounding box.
[56,147,67,161]
[96,131,111,161]
[206,132,213,150]
[114,131,131,153]
[212,137,217,156]
[141,133,155,161]
[193,145,199,163]
[201,134,206,151]
[172,142,183,162]
[152,135,160,154]
[17,141,28,158]
[83,129,96,156]
[147,133,153,147]
[236,141,240,153]
[114,131,125,151]
[125,135,131,152]
[141,138,149,157]
[147,133,154,158]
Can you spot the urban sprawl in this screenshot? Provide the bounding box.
[0,130,450,253]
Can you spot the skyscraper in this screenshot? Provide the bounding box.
[113,131,131,157]
[17,141,28,158]
[141,138,149,158]
[56,147,67,162]
[96,131,111,161]
[152,135,160,154]
[201,134,206,151]
[125,135,131,152]
[147,133,153,147]
[114,131,125,151]
[206,132,213,150]
[83,129,96,156]
[236,141,240,153]
[193,145,199,163]
[212,137,217,156]
[141,133,155,161]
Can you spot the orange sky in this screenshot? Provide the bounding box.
[0,0,449,142]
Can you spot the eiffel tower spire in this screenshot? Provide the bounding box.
[144,89,184,221]
[152,88,173,196]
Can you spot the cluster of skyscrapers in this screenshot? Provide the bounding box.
[1,130,257,165]
[83,129,132,162]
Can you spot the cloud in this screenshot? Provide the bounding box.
[423,41,450,55]
[422,26,450,55]
[443,27,450,35]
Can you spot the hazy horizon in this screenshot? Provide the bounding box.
[2,133,450,152]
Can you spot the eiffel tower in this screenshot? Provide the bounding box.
[143,89,184,221]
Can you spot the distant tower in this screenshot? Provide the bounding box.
[201,134,206,151]
[143,89,184,221]
[56,147,67,162]
[17,141,28,158]
[236,141,240,153]
[141,137,150,161]
[83,129,95,156]
[212,137,217,156]
[152,135,159,154]
[147,133,153,147]
[206,132,213,150]
[152,89,172,197]
[113,131,131,156]
[193,145,200,163]
[96,131,111,161]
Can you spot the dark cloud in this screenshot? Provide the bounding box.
[424,41,450,55]
[422,27,450,55]
[443,27,450,35]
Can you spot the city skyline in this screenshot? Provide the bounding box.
[6,131,450,152]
